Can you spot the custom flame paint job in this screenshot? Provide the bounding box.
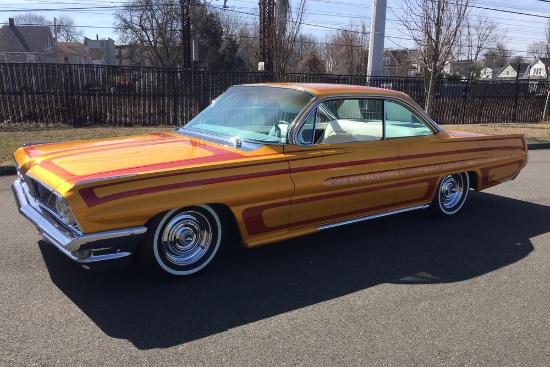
[13,83,528,252]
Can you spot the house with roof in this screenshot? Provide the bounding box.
[381,49,422,77]
[84,37,116,65]
[496,57,549,80]
[88,48,106,64]
[525,57,548,79]
[444,59,482,79]
[57,42,92,64]
[496,62,530,80]
[478,67,493,80]
[115,44,154,67]
[0,18,57,63]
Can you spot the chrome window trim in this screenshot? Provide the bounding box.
[291,93,443,146]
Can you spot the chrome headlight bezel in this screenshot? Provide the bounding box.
[55,195,77,227]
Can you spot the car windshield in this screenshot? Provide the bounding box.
[181,85,313,144]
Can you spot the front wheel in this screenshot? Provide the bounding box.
[138,205,223,278]
[431,173,470,217]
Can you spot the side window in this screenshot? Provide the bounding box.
[302,99,383,144]
[297,110,317,144]
[385,101,433,138]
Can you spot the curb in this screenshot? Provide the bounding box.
[1,143,548,177]
[0,166,16,176]
[528,143,550,150]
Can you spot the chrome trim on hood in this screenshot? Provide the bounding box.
[12,177,147,263]
[176,129,268,151]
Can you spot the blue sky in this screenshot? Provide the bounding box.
[1,0,549,57]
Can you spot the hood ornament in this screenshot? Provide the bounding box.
[233,137,242,148]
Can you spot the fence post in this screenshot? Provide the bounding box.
[172,69,179,128]
[461,79,470,124]
[513,63,520,123]
[543,79,550,121]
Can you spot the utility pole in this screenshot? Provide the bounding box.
[366,0,387,78]
[259,0,274,72]
[53,17,58,42]
[180,0,192,69]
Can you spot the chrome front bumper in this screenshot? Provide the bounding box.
[12,177,147,265]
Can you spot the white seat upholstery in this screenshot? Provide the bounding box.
[321,119,382,144]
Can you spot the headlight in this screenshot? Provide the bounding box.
[55,195,77,226]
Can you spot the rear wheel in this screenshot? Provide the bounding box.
[431,173,470,217]
[139,205,222,278]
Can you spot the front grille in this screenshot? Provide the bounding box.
[27,177,82,236]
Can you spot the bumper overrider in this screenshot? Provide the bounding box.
[12,176,147,270]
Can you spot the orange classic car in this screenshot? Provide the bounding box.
[12,83,528,278]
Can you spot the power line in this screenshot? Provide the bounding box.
[1,0,548,55]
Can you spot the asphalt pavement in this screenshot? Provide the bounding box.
[1,151,549,366]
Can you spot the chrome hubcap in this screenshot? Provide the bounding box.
[440,174,465,209]
[160,211,213,266]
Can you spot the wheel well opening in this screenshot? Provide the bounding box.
[209,203,244,248]
[467,171,478,191]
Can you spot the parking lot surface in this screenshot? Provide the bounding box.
[1,151,549,366]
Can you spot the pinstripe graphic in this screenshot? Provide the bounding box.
[79,168,291,207]
[40,138,275,183]
[22,133,178,159]
[242,177,438,235]
[480,160,525,186]
[324,154,522,187]
[78,141,525,209]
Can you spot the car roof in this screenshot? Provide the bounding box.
[244,82,413,101]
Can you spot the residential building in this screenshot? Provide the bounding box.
[88,48,105,65]
[381,49,422,77]
[444,59,482,79]
[115,44,153,67]
[525,57,548,79]
[84,37,116,65]
[496,57,548,80]
[57,42,91,64]
[496,62,530,80]
[479,67,493,80]
[0,18,57,63]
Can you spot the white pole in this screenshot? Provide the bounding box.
[367,0,387,78]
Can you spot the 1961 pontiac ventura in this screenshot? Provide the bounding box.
[12,83,528,278]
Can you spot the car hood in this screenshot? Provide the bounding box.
[14,132,270,190]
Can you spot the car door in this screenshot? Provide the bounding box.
[284,98,400,230]
[384,100,480,207]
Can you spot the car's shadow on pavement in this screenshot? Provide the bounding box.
[39,191,546,349]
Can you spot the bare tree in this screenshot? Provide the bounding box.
[527,20,550,61]
[12,13,49,26]
[527,41,548,59]
[54,15,84,42]
[396,0,471,114]
[218,9,257,70]
[233,22,260,71]
[295,48,325,73]
[482,42,512,72]
[324,20,369,75]
[454,15,498,78]
[288,33,321,72]
[271,0,307,80]
[114,0,183,67]
[510,55,525,64]
[10,13,83,42]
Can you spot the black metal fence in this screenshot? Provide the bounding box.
[0,63,548,127]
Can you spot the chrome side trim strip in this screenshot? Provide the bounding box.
[318,205,430,230]
[13,177,147,263]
